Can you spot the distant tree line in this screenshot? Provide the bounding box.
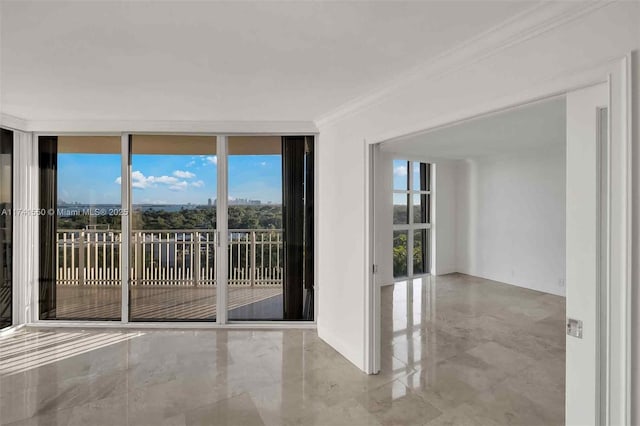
[57,205,283,230]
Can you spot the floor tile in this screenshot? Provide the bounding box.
[0,274,565,426]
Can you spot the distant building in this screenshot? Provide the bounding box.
[207,198,212,207]
[213,197,262,206]
[232,198,262,205]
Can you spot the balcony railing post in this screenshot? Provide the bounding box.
[57,228,282,288]
[134,232,142,286]
[194,231,201,286]
[78,231,85,286]
[250,231,256,287]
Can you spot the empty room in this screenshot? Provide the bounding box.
[0,1,638,426]
[374,96,568,424]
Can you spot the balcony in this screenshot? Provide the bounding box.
[54,229,283,320]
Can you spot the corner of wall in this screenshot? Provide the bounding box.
[453,159,470,274]
[316,324,366,372]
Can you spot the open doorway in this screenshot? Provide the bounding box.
[371,86,608,425]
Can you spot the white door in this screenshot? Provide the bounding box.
[565,82,608,426]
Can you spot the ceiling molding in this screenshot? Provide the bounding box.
[0,113,29,132]
[314,0,614,129]
[0,115,317,135]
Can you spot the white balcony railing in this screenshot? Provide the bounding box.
[56,229,283,287]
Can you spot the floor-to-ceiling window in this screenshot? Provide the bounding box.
[226,136,283,320]
[226,136,314,321]
[129,135,218,322]
[0,129,13,329]
[393,160,432,279]
[39,136,123,320]
[37,134,313,323]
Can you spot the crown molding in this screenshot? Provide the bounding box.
[314,0,614,129]
[0,115,317,135]
[0,113,29,131]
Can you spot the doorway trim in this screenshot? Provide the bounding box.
[364,54,633,425]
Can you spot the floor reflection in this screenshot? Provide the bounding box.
[0,273,565,426]
[380,274,566,425]
[0,329,142,376]
[48,286,282,321]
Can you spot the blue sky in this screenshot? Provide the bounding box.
[393,159,409,191]
[393,160,427,209]
[58,154,282,205]
[393,160,424,192]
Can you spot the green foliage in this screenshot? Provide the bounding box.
[57,205,283,230]
[57,212,122,230]
[393,233,408,277]
[393,231,427,278]
[393,205,408,224]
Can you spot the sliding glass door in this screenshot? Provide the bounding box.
[0,129,13,329]
[38,134,313,323]
[39,136,122,320]
[129,135,218,322]
[226,136,314,321]
[226,136,284,320]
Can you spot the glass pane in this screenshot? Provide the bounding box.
[393,193,409,225]
[130,135,217,321]
[393,231,408,278]
[412,162,420,191]
[0,130,12,329]
[413,194,430,224]
[412,162,430,191]
[393,160,409,190]
[227,136,285,320]
[45,136,123,320]
[413,229,428,275]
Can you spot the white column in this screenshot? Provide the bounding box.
[216,136,228,324]
[120,134,130,323]
[12,130,38,324]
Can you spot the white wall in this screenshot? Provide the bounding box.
[317,124,368,369]
[373,149,394,287]
[315,3,639,413]
[455,149,566,296]
[432,160,458,276]
[376,147,566,297]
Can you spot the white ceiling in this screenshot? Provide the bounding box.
[0,1,537,122]
[381,96,566,159]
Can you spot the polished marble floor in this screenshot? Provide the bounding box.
[0,273,565,425]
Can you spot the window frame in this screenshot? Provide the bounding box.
[392,160,432,279]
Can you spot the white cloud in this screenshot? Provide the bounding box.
[205,156,217,165]
[116,171,205,192]
[186,160,196,167]
[153,175,180,185]
[116,171,185,190]
[114,173,152,189]
[131,170,152,189]
[169,181,189,191]
[394,165,407,177]
[260,161,267,166]
[173,170,196,179]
